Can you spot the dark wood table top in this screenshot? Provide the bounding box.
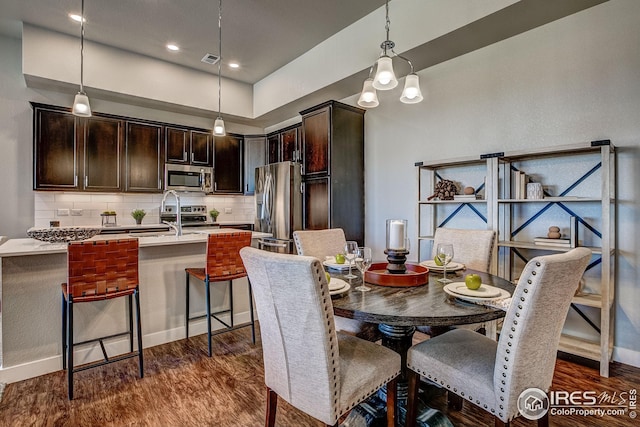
[329,265,515,327]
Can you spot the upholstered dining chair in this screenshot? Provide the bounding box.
[293,228,381,342]
[430,227,496,273]
[240,247,401,427]
[405,247,592,427]
[61,238,143,400]
[184,231,255,357]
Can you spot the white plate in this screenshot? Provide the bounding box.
[329,281,350,296]
[323,260,351,271]
[445,282,502,298]
[443,283,510,302]
[420,260,465,272]
[328,278,348,292]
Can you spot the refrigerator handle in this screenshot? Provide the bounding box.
[262,173,272,222]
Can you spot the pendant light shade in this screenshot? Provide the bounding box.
[400,73,423,104]
[358,0,423,108]
[72,93,92,117]
[213,117,226,136]
[213,0,226,136]
[373,56,398,90]
[357,78,379,108]
[72,0,91,117]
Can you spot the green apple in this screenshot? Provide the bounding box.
[335,253,346,264]
[465,274,482,290]
[433,255,443,266]
[325,272,331,284]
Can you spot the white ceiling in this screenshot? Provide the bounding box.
[0,0,386,84]
[0,0,609,126]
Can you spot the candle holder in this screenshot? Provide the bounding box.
[386,219,409,274]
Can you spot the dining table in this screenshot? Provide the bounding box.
[327,262,515,427]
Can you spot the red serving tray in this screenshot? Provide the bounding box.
[364,263,429,287]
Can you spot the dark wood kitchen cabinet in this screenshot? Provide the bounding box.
[33,104,122,192]
[300,101,365,244]
[34,106,78,190]
[165,127,212,166]
[214,134,243,193]
[266,124,301,164]
[125,121,163,192]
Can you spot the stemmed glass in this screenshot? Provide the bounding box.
[354,247,372,292]
[344,241,358,279]
[436,243,454,284]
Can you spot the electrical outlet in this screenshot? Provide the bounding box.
[57,208,70,216]
[225,208,232,214]
[71,209,83,216]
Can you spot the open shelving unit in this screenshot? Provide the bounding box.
[416,140,616,377]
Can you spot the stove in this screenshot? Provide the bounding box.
[160,205,209,224]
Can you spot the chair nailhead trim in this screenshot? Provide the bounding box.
[524,288,529,293]
[536,262,541,266]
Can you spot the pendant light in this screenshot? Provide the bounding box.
[358,0,423,108]
[72,0,91,117]
[213,0,226,136]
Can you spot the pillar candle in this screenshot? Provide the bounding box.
[388,220,406,250]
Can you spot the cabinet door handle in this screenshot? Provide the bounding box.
[74,175,78,187]
[214,182,217,191]
[84,176,88,188]
[183,151,187,162]
[191,152,194,163]
[159,179,162,190]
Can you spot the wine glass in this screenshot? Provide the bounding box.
[344,241,358,279]
[354,247,372,292]
[436,243,454,284]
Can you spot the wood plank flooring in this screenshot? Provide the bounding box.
[1,327,638,426]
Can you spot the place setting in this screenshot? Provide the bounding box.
[443,273,512,310]
[324,271,351,296]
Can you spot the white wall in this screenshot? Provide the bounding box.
[355,0,640,364]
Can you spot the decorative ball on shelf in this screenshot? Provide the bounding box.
[463,186,475,195]
[547,226,561,239]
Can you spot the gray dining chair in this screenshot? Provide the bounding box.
[419,227,497,336]
[240,247,401,427]
[293,228,381,342]
[405,247,592,427]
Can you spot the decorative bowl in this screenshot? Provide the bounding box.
[27,226,101,243]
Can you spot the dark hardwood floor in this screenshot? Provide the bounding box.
[1,327,638,426]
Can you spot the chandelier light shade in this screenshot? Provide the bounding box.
[213,0,226,136]
[72,0,91,117]
[357,78,379,108]
[400,73,423,104]
[358,0,423,108]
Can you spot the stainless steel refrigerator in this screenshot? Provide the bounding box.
[254,161,302,253]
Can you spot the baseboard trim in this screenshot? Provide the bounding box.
[0,311,253,384]
[613,346,640,369]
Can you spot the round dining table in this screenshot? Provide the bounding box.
[327,263,515,427]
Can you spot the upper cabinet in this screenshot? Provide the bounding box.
[125,121,163,193]
[165,127,212,166]
[84,116,122,191]
[266,124,301,164]
[244,136,266,195]
[214,134,243,194]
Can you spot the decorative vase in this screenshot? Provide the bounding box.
[135,218,143,225]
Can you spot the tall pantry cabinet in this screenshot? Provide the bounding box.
[300,101,365,244]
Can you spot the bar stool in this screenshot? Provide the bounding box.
[185,231,255,356]
[61,238,143,400]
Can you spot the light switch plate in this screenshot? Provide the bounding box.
[225,208,232,214]
[57,208,70,216]
[71,209,83,216]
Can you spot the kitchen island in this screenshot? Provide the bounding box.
[0,228,270,384]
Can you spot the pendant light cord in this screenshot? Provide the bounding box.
[80,0,85,94]
[217,0,222,119]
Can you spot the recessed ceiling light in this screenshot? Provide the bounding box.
[167,44,180,52]
[69,13,85,23]
[229,62,240,69]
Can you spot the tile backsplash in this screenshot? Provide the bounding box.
[33,192,256,228]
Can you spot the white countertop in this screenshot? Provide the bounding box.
[0,228,271,257]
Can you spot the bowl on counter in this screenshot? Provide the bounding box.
[27,226,102,243]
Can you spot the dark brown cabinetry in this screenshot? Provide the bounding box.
[244,135,266,194]
[214,134,243,193]
[125,121,163,192]
[266,124,301,164]
[300,101,365,244]
[166,127,212,166]
[84,117,122,191]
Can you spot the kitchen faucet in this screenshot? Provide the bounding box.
[161,189,183,237]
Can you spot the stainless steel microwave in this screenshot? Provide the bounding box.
[164,164,213,193]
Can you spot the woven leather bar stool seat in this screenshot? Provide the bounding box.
[61,238,143,400]
[184,231,255,356]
